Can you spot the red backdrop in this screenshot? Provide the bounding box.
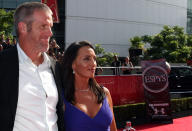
[41,0,59,23]
[95,75,144,106]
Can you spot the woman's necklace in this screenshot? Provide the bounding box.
[76,87,90,92]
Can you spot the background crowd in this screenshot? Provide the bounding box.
[0,34,16,51]
[47,38,64,62]
[0,33,64,62]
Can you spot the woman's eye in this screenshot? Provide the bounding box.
[84,56,96,61]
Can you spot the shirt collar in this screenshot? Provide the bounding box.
[43,52,51,67]
[17,43,51,67]
[17,43,31,64]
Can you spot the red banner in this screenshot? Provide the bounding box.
[41,0,59,23]
[95,75,144,106]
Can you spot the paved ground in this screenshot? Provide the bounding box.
[117,110,192,129]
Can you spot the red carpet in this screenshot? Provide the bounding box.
[119,115,192,131]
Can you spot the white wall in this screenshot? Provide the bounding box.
[65,0,187,56]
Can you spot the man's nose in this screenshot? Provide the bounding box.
[47,28,53,37]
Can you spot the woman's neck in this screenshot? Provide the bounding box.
[75,76,89,90]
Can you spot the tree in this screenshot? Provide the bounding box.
[130,25,192,63]
[94,44,118,66]
[129,36,145,65]
[0,9,14,36]
[129,36,144,50]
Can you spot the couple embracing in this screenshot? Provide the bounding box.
[0,2,117,131]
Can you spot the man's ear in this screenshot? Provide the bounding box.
[18,22,27,34]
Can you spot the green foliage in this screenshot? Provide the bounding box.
[141,35,153,44]
[171,97,192,112]
[113,103,146,124]
[187,35,192,47]
[94,44,118,66]
[130,36,144,49]
[130,25,192,63]
[95,44,104,56]
[151,34,164,47]
[0,9,14,35]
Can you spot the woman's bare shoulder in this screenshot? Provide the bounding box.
[102,86,111,97]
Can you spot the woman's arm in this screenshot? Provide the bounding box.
[129,61,133,68]
[103,87,117,131]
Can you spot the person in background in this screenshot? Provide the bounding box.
[50,38,60,54]
[48,38,61,61]
[61,40,117,131]
[95,65,103,75]
[0,34,7,50]
[165,61,171,74]
[5,37,12,49]
[111,55,121,75]
[0,34,5,42]
[0,44,3,51]
[12,37,17,47]
[0,2,64,131]
[56,51,64,62]
[122,56,133,75]
[0,37,3,51]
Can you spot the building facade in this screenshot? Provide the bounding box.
[188,0,192,34]
[65,0,188,56]
[0,0,191,56]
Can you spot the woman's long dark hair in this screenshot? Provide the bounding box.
[61,40,105,104]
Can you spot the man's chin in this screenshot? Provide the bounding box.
[40,44,49,51]
[38,47,49,54]
[43,48,49,53]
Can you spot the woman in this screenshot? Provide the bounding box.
[61,40,117,131]
[122,56,133,75]
[0,44,3,51]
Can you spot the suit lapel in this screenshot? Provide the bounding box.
[50,58,56,76]
[49,58,63,98]
[49,57,65,128]
[7,47,19,121]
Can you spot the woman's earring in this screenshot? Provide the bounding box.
[73,70,75,74]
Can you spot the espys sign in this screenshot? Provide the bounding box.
[143,66,168,93]
[141,59,172,123]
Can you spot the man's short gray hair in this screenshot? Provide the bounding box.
[14,2,52,37]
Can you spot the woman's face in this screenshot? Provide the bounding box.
[72,46,97,79]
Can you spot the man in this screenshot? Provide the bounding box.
[0,44,3,51]
[0,2,64,131]
[0,34,7,50]
[121,56,133,75]
[5,37,12,49]
[111,55,121,75]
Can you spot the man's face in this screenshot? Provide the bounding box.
[26,10,53,53]
[114,55,118,61]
